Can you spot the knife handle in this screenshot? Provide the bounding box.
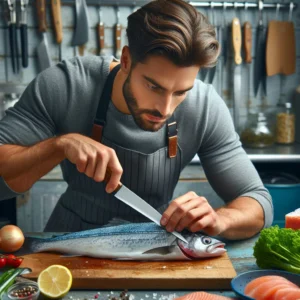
[115,23,122,58]
[243,21,252,64]
[36,0,47,33]
[104,169,122,193]
[20,24,28,68]
[9,24,17,73]
[97,23,105,52]
[232,17,242,65]
[51,0,63,44]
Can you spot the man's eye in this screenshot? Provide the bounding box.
[175,92,186,97]
[147,83,159,90]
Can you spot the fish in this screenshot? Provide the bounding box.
[24,222,226,261]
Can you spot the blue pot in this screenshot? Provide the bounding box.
[264,183,300,227]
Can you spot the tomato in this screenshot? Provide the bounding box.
[9,257,23,268]
[0,257,6,268]
[5,254,15,266]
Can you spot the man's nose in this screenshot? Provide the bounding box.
[156,94,173,117]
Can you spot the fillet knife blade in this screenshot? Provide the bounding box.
[105,173,188,243]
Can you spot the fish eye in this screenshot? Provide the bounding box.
[201,237,212,245]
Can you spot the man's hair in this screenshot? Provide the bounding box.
[126,0,219,68]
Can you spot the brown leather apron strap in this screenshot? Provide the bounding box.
[91,64,121,141]
[167,117,178,158]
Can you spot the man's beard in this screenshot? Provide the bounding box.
[122,74,171,132]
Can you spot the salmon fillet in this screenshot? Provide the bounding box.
[273,287,300,299]
[244,275,300,300]
[175,292,236,300]
[244,275,295,296]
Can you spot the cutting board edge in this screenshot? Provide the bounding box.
[71,277,237,290]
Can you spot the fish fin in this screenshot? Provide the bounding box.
[142,246,177,256]
[102,218,132,227]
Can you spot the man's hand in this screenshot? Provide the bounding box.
[160,191,227,236]
[56,133,123,193]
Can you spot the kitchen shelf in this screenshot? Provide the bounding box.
[191,142,300,164]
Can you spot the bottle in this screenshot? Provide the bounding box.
[240,111,275,148]
[276,102,295,144]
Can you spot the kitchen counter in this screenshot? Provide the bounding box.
[24,234,259,299]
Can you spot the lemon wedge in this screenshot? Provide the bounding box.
[37,264,73,299]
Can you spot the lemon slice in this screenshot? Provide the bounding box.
[38,264,73,299]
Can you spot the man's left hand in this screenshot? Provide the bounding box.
[160,191,227,236]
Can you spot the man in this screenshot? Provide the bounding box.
[0,0,273,238]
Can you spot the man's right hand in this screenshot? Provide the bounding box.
[56,133,123,193]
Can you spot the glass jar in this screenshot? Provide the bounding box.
[240,111,275,148]
[276,102,295,144]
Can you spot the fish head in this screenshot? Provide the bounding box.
[177,234,226,259]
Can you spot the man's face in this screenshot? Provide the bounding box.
[122,55,199,132]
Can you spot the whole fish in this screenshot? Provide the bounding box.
[25,222,226,261]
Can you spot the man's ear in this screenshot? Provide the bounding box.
[120,46,132,74]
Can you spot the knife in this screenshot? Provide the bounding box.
[97,5,105,56]
[36,0,52,72]
[71,0,89,56]
[7,0,19,73]
[115,6,122,59]
[208,26,220,85]
[243,21,252,107]
[51,0,63,61]
[232,17,242,132]
[20,0,28,68]
[104,172,188,243]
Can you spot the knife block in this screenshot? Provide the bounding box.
[295,85,300,143]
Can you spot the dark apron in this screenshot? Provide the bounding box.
[45,64,182,232]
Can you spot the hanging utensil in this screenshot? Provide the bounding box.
[71,0,89,56]
[220,2,228,99]
[243,3,252,108]
[51,0,63,61]
[254,0,267,98]
[97,5,106,56]
[208,3,217,85]
[115,5,122,59]
[7,0,19,73]
[232,17,242,131]
[282,2,296,76]
[36,0,52,72]
[20,0,28,68]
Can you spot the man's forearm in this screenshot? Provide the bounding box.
[216,197,265,240]
[0,138,65,193]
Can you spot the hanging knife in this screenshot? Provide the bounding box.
[104,171,188,244]
[51,0,63,61]
[115,6,122,59]
[243,21,252,107]
[7,0,19,73]
[20,0,28,68]
[232,17,242,132]
[97,5,105,56]
[208,26,220,85]
[254,0,267,98]
[36,0,52,72]
[71,0,89,56]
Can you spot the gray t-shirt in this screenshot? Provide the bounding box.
[0,56,273,230]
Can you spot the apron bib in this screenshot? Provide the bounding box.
[45,64,182,231]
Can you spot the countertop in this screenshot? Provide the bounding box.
[24,234,259,299]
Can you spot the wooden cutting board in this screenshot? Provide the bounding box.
[20,252,236,290]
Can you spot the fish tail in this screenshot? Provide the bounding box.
[16,236,44,256]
